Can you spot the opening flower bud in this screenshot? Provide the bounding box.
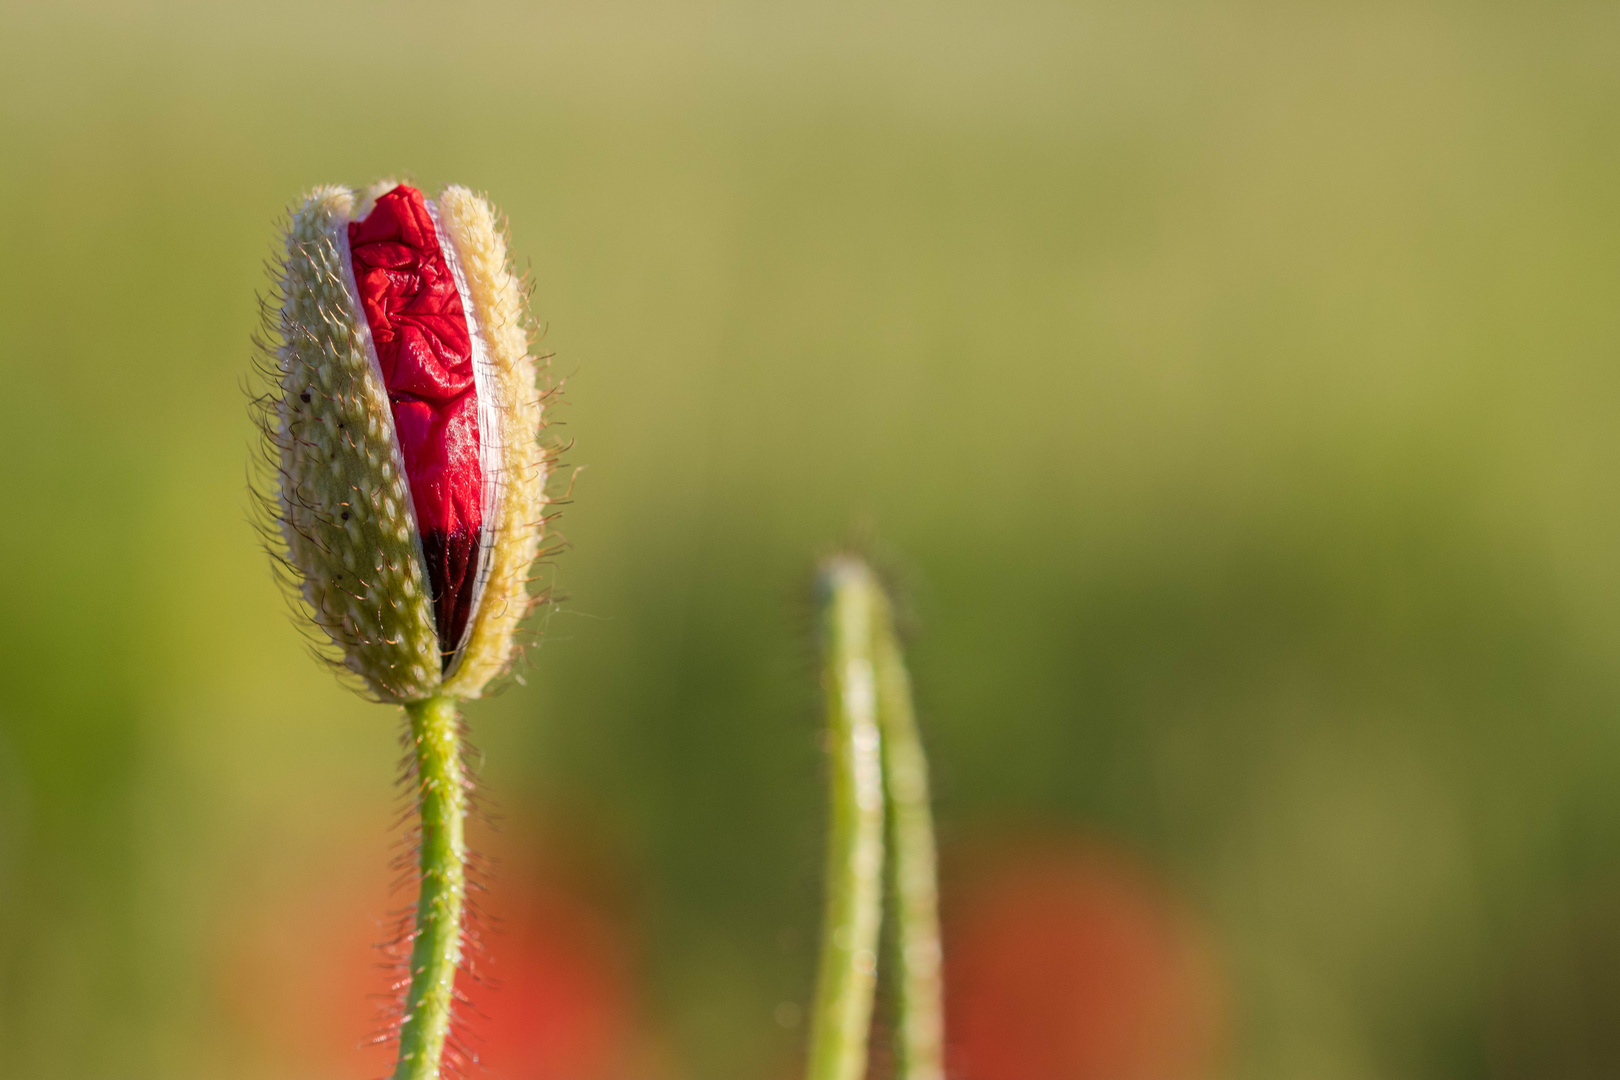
[259,181,551,702]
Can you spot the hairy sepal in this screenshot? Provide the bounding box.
[435,186,549,699]
[269,186,441,702]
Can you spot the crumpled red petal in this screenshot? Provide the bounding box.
[348,185,482,666]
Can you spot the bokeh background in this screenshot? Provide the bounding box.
[6,1,1620,1077]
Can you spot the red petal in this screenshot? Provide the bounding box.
[349,185,483,665]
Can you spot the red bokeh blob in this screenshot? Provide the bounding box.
[457,870,637,1080]
[214,822,648,1080]
[943,837,1224,1080]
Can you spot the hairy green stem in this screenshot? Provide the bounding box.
[870,591,944,1080]
[394,694,467,1080]
[808,558,888,1080]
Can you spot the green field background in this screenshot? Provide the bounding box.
[6,1,1620,1077]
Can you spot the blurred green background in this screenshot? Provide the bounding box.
[7,1,1620,1077]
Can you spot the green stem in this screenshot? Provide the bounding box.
[808,558,888,1080]
[394,694,468,1080]
[871,592,944,1080]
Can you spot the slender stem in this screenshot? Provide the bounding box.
[871,593,944,1080]
[808,558,888,1080]
[394,694,468,1080]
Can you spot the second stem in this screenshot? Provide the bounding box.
[807,558,888,1080]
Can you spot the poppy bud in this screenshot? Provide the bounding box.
[260,180,550,702]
